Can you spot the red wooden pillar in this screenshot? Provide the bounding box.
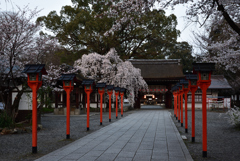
[190,86,198,142]
[186,74,198,142]
[176,91,178,120]
[199,81,211,157]
[83,83,93,131]
[120,93,124,117]
[66,90,71,138]
[193,62,215,158]
[23,65,46,154]
[183,89,189,133]
[178,90,180,123]
[98,89,104,125]
[115,91,119,119]
[173,92,177,118]
[85,91,92,131]
[107,91,113,122]
[63,82,74,137]
[180,90,184,127]
[30,83,39,153]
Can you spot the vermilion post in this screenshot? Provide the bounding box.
[178,90,180,123]
[190,85,198,142]
[23,64,47,154]
[63,82,74,137]
[84,85,93,131]
[193,62,215,158]
[184,92,188,132]
[176,91,178,120]
[66,90,70,138]
[107,91,113,122]
[31,84,38,153]
[199,82,211,157]
[180,90,183,127]
[183,86,189,133]
[100,93,103,125]
[173,92,176,117]
[120,93,124,117]
[98,89,104,125]
[87,92,90,130]
[115,92,119,119]
[27,74,42,154]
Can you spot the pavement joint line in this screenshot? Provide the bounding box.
[168,111,193,161]
[114,111,151,160]
[95,112,143,160]
[36,113,134,160]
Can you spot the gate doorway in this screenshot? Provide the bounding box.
[141,105,165,109]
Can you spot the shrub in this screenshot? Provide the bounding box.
[41,108,54,113]
[225,106,240,128]
[0,110,13,128]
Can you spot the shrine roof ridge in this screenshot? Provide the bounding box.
[129,59,181,65]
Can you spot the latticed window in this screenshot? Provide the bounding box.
[187,95,202,102]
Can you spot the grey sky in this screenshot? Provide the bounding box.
[2,0,199,53]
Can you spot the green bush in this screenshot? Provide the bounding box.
[0,110,13,128]
[41,108,54,113]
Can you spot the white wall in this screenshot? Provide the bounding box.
[12,92,32,110]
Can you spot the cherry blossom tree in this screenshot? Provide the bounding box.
[0,7,62,121]
[74,48,148,106]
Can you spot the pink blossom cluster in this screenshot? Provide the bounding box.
[74,48,148,106]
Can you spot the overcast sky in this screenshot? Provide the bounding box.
[1,0,200,53]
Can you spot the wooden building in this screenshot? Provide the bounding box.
[130,59,184,109]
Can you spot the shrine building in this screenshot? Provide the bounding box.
[130,59,184,109]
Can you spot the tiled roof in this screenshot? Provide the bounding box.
[82,79,95,85]
[22,64,47,74]
[130,59,184,79]
[96,83,106,88]
[209,75,232,89]
[59,74,76,81]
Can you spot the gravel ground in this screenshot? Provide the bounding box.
[0,110,135,161]
[170,109,240,161]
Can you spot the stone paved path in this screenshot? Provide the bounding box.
[35,110,193,161]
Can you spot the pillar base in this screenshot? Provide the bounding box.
[185,129,188,133]
[178,120,180,123]
[109,119,111,122]
[176,117,178,120]
[32,147,37,154]
[121,115,123,117]
[116,116,118,119]
[203,151,207,157]
[66,134,70,139]
[87,127,89,131]
[192,137,195,142]
[181,123,183,127]
[100,122,102,125]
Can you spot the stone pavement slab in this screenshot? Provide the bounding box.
[35,110,193,161]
